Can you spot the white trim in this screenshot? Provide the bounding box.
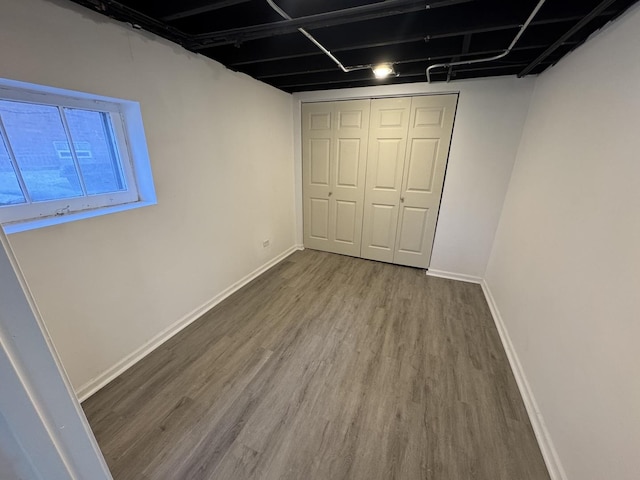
[77,244,304,401]
[480,279,567,480]
[0,77,157,229]
[3,200,157,234]
[426,268,482,284]
[292,82,465,104]
[0,224,112,478]
[0,77,135,107]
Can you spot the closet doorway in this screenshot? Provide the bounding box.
[302,94,457,268]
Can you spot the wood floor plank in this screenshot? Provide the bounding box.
[83,249,550,480]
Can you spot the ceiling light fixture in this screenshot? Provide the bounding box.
[372,63,395,79]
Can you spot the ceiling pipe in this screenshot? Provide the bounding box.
[265,0,370,73]
[426,0,547,82]
[518,0,617,77]
[229,12,611,66]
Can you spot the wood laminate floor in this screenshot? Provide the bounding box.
[83,249,550,480]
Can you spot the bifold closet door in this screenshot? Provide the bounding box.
[302,100,370,256]
[393,94,457,268]
[360,97,411,263]
[303,94,457,269]
[361,94,457,268]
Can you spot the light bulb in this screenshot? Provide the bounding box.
[372,63,394,79]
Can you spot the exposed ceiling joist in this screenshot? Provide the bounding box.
[224,12,615,67]
[75,0,190,42]
[519,0,618,76]
[270,56,556,90]
[189,0,472,49]
[447,33,472,81]
[274,62,549,90]
[161,0,252,22]
[252,42,570,80]
[66,0,640,92]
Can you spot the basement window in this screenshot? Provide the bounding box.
[0,79,156,233]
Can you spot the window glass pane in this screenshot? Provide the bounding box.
[0,136,25,206]
[64,108,126,195]
[0,100,83,202]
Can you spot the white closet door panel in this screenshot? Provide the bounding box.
[361,97,411,263]
[336,139,360,187]
[303,103,334,252]
[309,111,331,130]
[309,139,331,186]
[303,100,370,256]
[405,138,439,192]
[373,139,404,189]
[396,206,429,253]
[338,108,364,128]
[394,94,457,268]
[334,200,357,243]
[329,100,370,256]
[369,203,396,247]
[309,198,330,240]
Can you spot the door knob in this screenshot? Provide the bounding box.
[328,191,333,197]
[400,196,405,203]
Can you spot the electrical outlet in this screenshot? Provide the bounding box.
[262,239,270,248]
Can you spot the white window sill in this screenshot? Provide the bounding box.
[2,200,157,234]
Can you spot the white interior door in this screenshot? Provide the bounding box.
[303,94,457,269]
[393,94,457,268]
[302,100,370,256]
[302,102,332,253]
[360,97,411,263]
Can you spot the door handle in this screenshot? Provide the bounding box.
[400,196,405,203]
[328,191,333,197]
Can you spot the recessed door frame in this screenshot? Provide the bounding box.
[295,85,460,268]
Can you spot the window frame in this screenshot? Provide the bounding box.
[0,79,156,233]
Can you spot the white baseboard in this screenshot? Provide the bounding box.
[76,244,304,402]
[426,268,482,284]
[480,279,567,480]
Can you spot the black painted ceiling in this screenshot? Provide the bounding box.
[68,0,638,92]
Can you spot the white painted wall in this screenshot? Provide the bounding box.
[294,77,535,278]
[0,0,296,394]
[485,5,640,480]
